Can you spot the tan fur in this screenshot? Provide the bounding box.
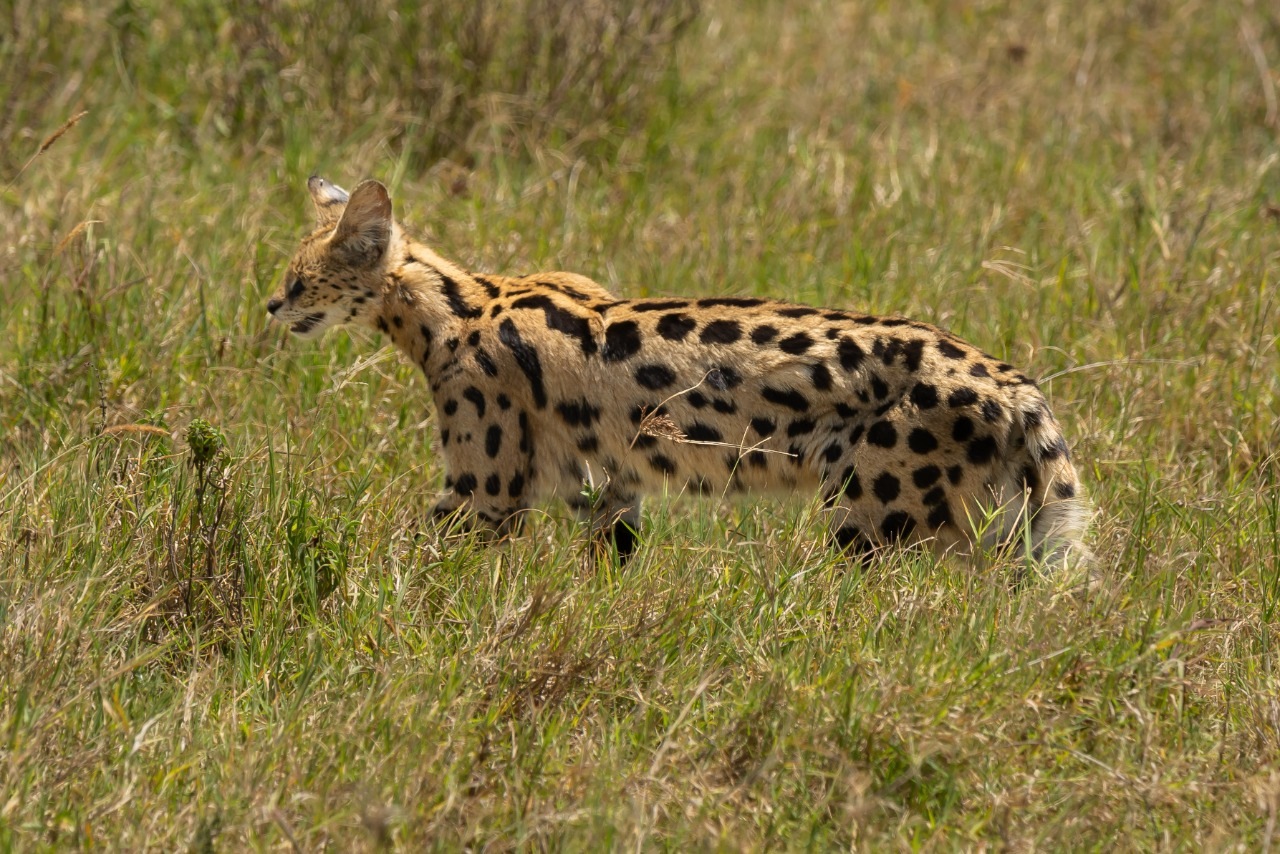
[268,178,1091,570]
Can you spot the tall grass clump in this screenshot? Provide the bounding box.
[1,0,698,175]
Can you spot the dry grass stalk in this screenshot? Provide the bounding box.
[4,110,89,191]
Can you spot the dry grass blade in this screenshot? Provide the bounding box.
[53,220,103,256]
[5,111,88,191]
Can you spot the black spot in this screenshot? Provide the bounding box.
[841,466,862,500]
[901,339,926,371]
[498,319,547,408]
[632,300,688,312]
[440,429,450,445]
[848,424,865,445]
[836,402,859,419]
[787,418,816,437]
[881,511,915,540]
[809,364,833,390]
[1023,406,1045,429]
[471,346,497,376]
[462,386,486,418]
[518,412,531,452]
[443,399,459,416]
[687,391,709,409]
[872,337,897,365]
[834,525,874,557]
[778,332,814,354]
[873,472,900,503]
[635,364,677,389]
[556,399,602,428]
[376,317,389,333]
[978,400,1003,424]
[968,435,998,464]
[969,363,990,378]
[485,473,501,496]
[509,472,526,498]
[937,339,967,359]
[392,314,404,328]
[879,318,910,328]
[512,295,597,357]
[577,435,599,452]
[602,320,643,361]
[871,377,890,400]
[446,337,459,351]
[485,425,503,458]
[762,386,809,411]
[823,312,847,321]
[649,454,677,474]
[700,320,743,345]
[867,421,897,448]
[698,296,765,308]
[611,518,640,560]
[751,417,777,437]
[467,330,480,346]
[776,306,819,318]
[947,465,964,484]
[496,393,512,410]
[822,442,843,463]
[908,428,938,454]
[440,273,482,319]
[910,383,939,409]
[837,337,866,371]
[926,503,952,529]
[913,465,941,488]
[685,422,723,443]
[747,451,769,469]
[1020,465,1039,493]
[751,325,779,344]
[657,313,697,341]
[474,275,502,298]
[707,366,742,390]
[922,486,946,506]
[712,398,737,414]
[948,387,979,408]
[454,473,477,496]
[1054,481,1077,500]
[873,400,895,417]
[1039,436,1070,461]
[952,416,975,442]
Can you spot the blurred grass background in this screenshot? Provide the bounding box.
[3,0,1280,848]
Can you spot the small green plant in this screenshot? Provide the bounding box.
[177,417,231,622]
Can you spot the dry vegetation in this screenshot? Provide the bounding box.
[3,0,1280,849]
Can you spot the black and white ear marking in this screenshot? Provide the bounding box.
[329,180,393,268]
[308,175,351,227]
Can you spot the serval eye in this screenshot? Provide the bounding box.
[288,278,305,299]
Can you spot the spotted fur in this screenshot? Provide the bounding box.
[268,177,1090,569]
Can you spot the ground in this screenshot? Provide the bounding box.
[1,0,1279,849]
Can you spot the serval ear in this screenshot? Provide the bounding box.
[308,175,350,227]
[329,179,393,268]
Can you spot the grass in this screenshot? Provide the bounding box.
[2,0,1280,848]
